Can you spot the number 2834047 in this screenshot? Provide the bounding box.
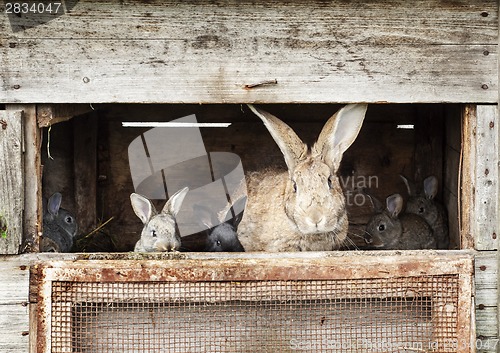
[5,2,63,14]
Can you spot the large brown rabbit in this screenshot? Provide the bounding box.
[238,104,368,251]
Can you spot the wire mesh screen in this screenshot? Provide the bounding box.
[49,275,460,352]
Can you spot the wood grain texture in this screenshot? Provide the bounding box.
[0,111,24,254]
[474,252,498,352]
[474,106,498,251]
[0,0,497,103]
[461,105,477,250]
[7,105,41,254]
[0,256,31,353]
[0,304,29,353]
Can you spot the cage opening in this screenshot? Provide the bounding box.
[48,275,459,353]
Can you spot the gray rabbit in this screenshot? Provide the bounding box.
[131,187,189,252]
[365,193,436,250]
[400,175,449,249]
[193,197,247,252]
[42,192,78,252]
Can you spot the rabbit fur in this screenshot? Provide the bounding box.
[365,193,436,250]
[193,196,247,252]
[131,187,189,252]
[42,192,78,252]
[400,175,449,249]
[237,104,368,252]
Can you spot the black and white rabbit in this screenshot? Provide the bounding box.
[193,197,247,252]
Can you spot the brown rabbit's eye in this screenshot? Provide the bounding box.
[378,224,386,232]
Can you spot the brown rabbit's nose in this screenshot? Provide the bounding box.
[156,241,177,252]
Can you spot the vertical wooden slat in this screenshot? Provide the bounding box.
[461,105,477,250]
[497,12,500,353]
[0,110,24,254]
[73,113,98,235]
[7,105,42,253]
[461,104,499,251]
[457,272,474,353]
[474,105,499,251]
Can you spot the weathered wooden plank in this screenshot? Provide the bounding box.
[7,105,41,253]
[475,252,498,307]
[1,1,496,44]
[0,0,497,104]
[474,106,499,251]
[461,105,477,250]
[0,256,30,353]
[474,252,498,353]
[476,307,498,338]
[37,251,474,283]
[0,111,24,254]
[0,256,30,304]
[0,304,29,353]
[0,38,495,104]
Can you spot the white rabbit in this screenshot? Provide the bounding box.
[237,104,368,251]
[131,187,189,252]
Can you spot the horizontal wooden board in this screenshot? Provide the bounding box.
[0,0,497,103]
[36,251,474,283]
[2,1,497,44]
[0,304,29,353]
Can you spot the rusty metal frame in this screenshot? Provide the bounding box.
[31,251,474,353]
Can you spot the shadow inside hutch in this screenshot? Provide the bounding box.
[40,103,461,252]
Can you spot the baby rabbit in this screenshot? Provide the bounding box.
[42,192,78,252]
[400,175,449,249]
[131,187,189,252]
[365,193,436,250]
[193,197,247,252]
[238,104,367,251]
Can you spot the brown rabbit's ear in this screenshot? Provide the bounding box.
[314,104,367,172]
[400,174,417,196]
[365,193,384,213]
[247,104,307,172]
[386,193,403,219]
[423,176,438,200]
[162,187,189,217]
[130,193,157,224]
